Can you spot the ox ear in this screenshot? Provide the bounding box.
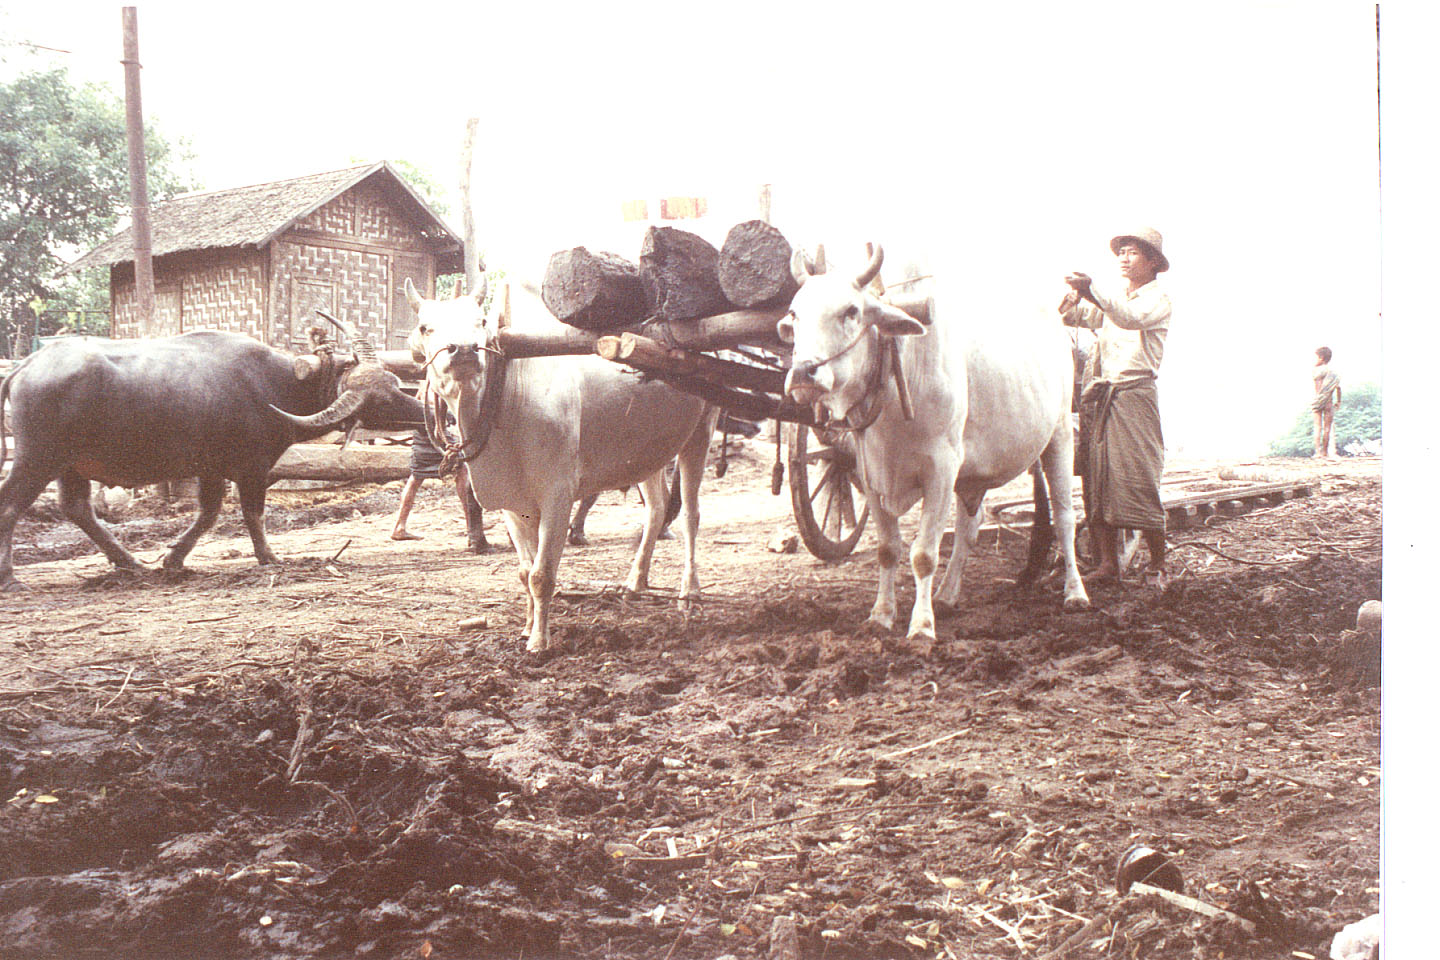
[776,312,796,344]
[405,277,424,312]
[864,299,927,338]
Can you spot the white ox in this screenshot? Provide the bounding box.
[405,279,716,652]
[780,245,1088,641]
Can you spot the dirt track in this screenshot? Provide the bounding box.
[0,445,1381,959]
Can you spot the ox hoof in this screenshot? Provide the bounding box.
[865,614,896,632]
[567,533,589,547]
[1064,594,1091,611]
[466,540,494,555]
[906,624,937,644]
[1,578,27,593]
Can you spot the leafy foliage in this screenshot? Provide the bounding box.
[1,67,196,356]
[1267,381,1381,457]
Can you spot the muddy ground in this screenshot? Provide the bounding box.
[0,443,1381,959]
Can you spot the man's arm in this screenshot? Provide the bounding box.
[1089,284,1172,331]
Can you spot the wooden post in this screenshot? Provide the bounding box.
[460,117,482,293]
[121,8,155,338]
[758,183,772,224]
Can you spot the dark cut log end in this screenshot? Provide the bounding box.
[718,220,800,309]
[541,246,648,331]
[638,226,732,323]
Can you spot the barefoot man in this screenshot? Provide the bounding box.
[1311,347,1342,459]
[1060,228,1173,589]
[390,427,491,553]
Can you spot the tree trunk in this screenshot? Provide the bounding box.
[718,220,800,309]
[639,226,732,322]
[541,247,648,330]
[269,443,412,482]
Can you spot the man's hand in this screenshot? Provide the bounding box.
[1064,272,1100,308]
[1058,290,1081,314]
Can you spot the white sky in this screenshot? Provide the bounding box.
[2,1,1383,458]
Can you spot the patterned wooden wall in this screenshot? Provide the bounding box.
[110,250,268,341]
[269,241,391,350]
[293,181,430,248]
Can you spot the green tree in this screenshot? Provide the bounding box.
[1,67,196,356]
[1267,382,1382,457]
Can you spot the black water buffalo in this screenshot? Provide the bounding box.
[0,328,423,589]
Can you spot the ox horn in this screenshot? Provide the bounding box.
[268,388,366,431]
[316,308,377,364]
[790,249,817,287]
[855,243,884,289]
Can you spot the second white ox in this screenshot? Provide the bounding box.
[406,279,716,652]
[780,245,1088,641]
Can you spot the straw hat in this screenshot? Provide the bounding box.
[1110,228,1169,272]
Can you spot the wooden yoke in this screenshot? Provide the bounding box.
[596,333,786,395]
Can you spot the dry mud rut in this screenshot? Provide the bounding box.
[0,443,1380,960]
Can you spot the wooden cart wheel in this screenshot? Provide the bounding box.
[785,422,870,562]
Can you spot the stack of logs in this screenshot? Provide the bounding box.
[525,221,934,427]
[536,219,817,423]
[542,220,801,331]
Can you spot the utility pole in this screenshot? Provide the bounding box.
[121,7,155,337]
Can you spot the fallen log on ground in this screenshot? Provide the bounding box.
[268,443,411,482]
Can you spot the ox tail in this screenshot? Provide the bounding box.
[663,462,682,531]
[0,352,39,473]
[1017,462,1054,585]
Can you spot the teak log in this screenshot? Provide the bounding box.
[718,219,800,308]
[596,333,786,395]
[377,350,424,382]
[269,443,411,482]
[639,226,732,322]
[541,246,648,330]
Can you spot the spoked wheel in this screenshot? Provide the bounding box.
[785,421,870,562]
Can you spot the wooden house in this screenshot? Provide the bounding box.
[66,162,463,352]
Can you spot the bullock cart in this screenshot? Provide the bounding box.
[380,278,934,562]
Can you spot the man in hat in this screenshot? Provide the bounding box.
[1311,346,1342,459]
[1059,228,1173,588]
